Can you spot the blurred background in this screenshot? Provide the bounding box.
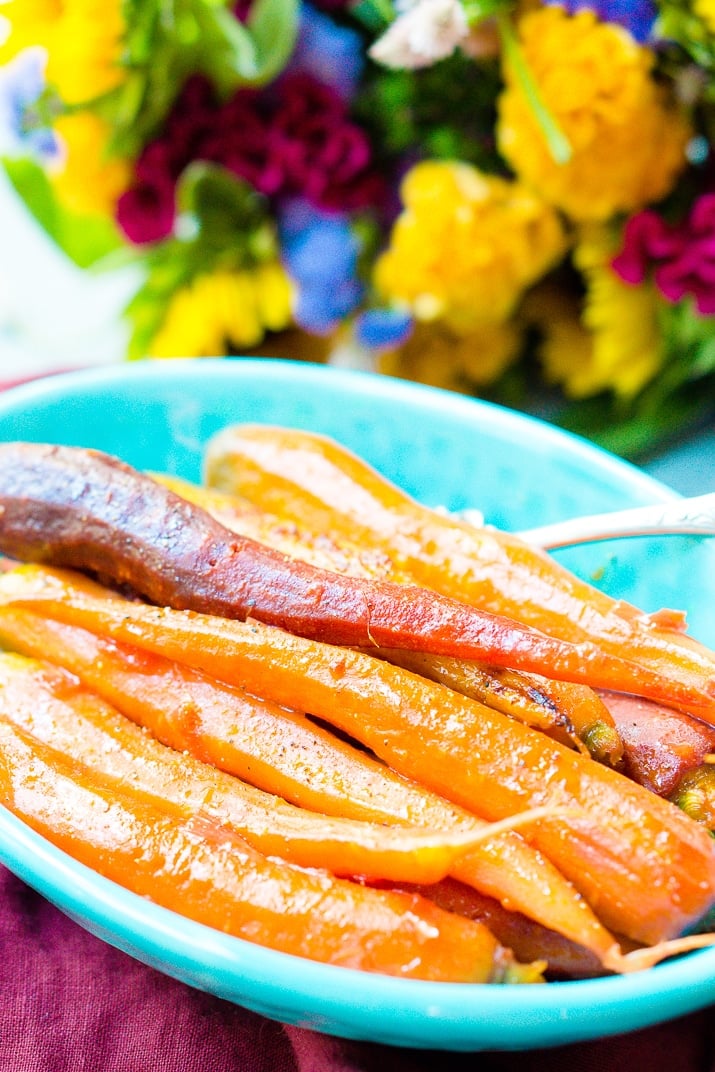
[1,0,713,486]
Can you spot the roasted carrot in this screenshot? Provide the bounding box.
[203,424,715,713]
[160,475,623,763]
[0,650,526,884]
[0,716,540,982]
[0,442,710,711]
[0,595,618,965]
[3,567,715,950]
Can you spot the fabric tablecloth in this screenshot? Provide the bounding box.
[1,366,714,1070]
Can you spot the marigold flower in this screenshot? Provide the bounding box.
[1,0,125,104]
[497,7,692,221]
[694,0,715,34]
[373,160,567,332]
[148,264,293,358]
[52,111,130,217]
[378,319,522,391]
[533,226,664,398]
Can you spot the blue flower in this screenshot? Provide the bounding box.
[547,0,658,43]
[0,48,60,161]
[287,2,364,101]
[355,308,414,350]
[280,200,365,335]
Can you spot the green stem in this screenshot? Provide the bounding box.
[496,12,571,166]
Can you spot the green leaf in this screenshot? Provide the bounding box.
[3,157,123,269]
[247,0,300,84]
[175,162,271,242]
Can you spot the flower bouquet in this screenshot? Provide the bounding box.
[1,0,714,458]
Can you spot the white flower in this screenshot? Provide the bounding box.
[368,0,469,70]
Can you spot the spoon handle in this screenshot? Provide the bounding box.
[515,492,715,550]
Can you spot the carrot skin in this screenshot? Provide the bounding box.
[0,442,710,710]
[204,424,715,709]
[0,597,616,963]
[3,568,714,947]
[0,716,530,982]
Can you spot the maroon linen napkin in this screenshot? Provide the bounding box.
[1,865,713,1072]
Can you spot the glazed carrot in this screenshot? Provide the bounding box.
[0,442,710,710]
[3,568,714,949]
[161,475,622,763]
[156,473,395,580]
[0,594,617,965]
[400,878,606,980]
[0,717,540,982]
[598,690,715,798]
[204,424,715,713]
[371,648,624,762]
[0,650,522,884]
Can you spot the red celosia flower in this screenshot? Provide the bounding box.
[612,195,715,315]
[116,73,384,244]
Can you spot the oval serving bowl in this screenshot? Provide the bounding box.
[0,356,714,1052]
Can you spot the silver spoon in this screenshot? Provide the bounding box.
[456,492,715,551]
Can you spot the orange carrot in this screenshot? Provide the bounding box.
[0,650,519,885]
[204,424,715,713]
[0,715,539,982]
[0,594,617,965]
[161,475,623,763]
[3,566,714,949]
[0,442,710,710]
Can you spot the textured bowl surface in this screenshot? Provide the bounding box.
[0,357,713,1052]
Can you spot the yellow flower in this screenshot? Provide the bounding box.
[497,7,692,222]
[148,265,294,359]
[694,0,715,34]
[374,160,566,332]
[529,227,663,399]
[378,319,522,392]
[1,0,125,103]
[52,112,130,216]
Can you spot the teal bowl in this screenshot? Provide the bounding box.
[0,357,714,1051]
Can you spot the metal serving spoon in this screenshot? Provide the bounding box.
[456,492,715,551]
[519,492,715,550]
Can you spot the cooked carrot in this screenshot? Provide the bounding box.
[598,690,715,798]
[0,650,525,885]
[160,475,623,763]
[204,424,715,713]
[0,595,617,965]
[371,648,625,763]
[3,567,714,949]
[398,877,606,980]
[156,473,395,580]
[0,442,710,710]
[0,716,540,982]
